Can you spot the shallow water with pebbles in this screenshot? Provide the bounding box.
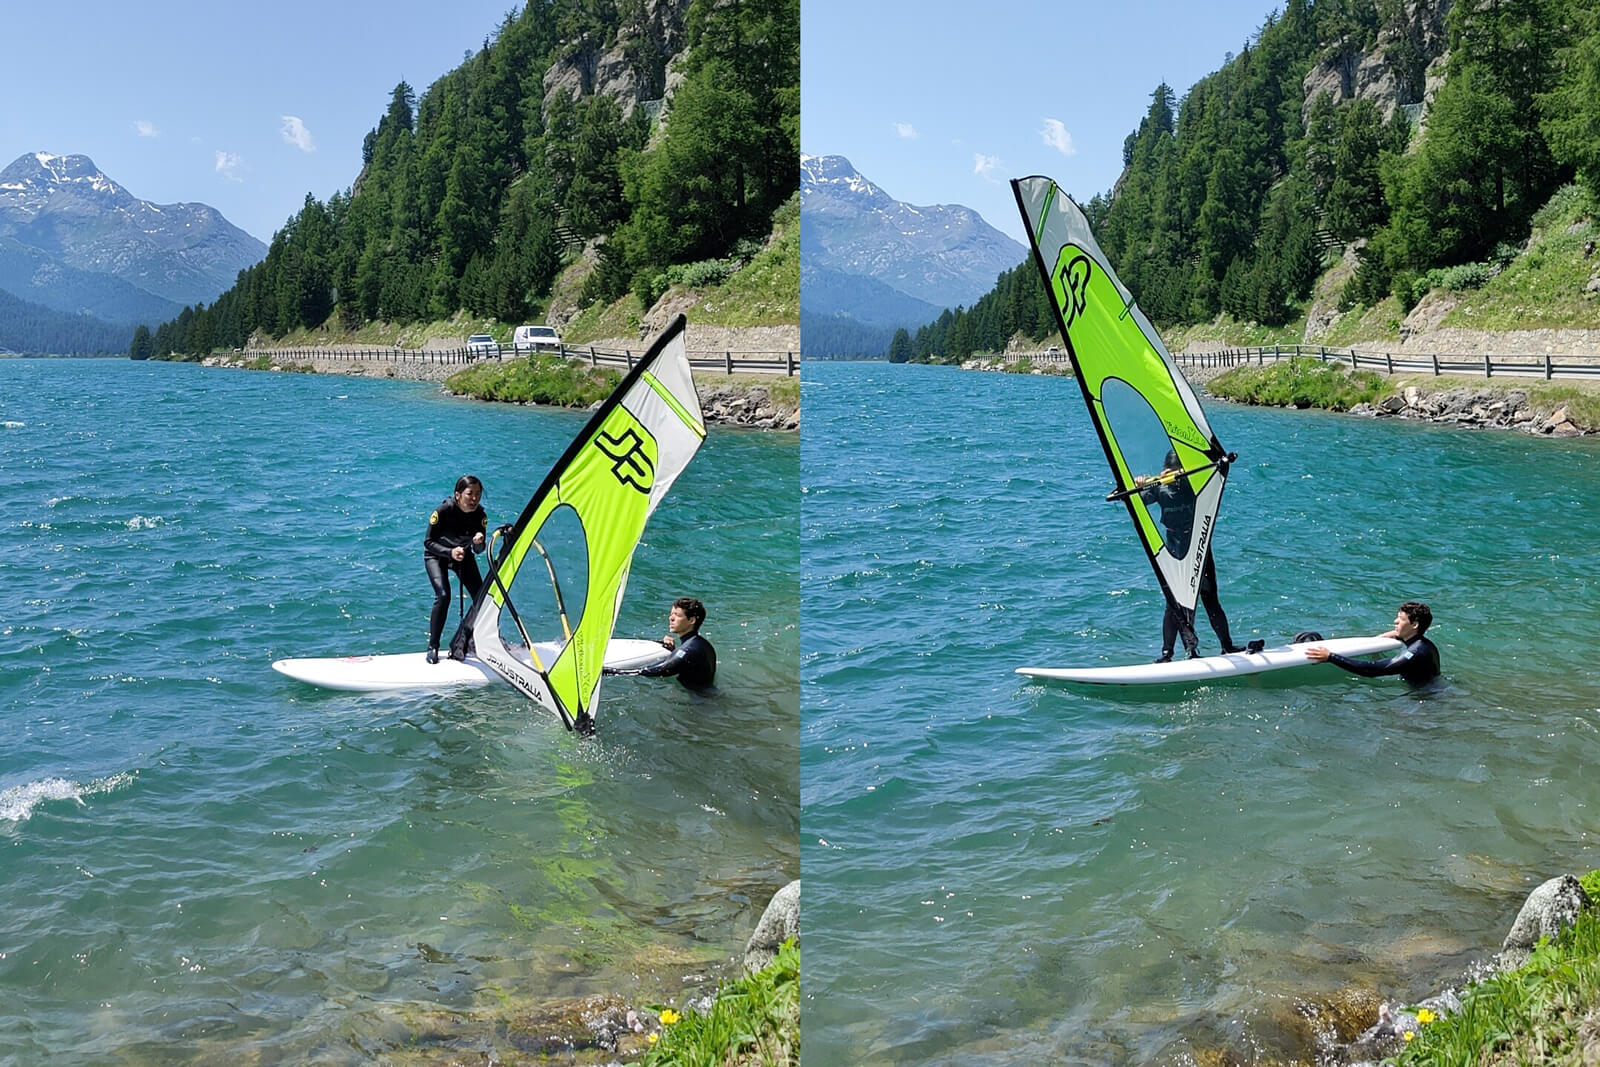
[802,360,1600,1065]
[0,357,797,1064]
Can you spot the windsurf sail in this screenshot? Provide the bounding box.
[1012,176,1233,614]
[459,314,706,733]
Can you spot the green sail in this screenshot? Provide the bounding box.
[1012,176,1232,614]
[467,315,706,732]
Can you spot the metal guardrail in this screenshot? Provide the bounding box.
[1171,343,1600,381]
[247,341,798,376]
[1003,343,1600,381]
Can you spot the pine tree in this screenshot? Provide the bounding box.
[887,328,912,364]
[129,324,153,360]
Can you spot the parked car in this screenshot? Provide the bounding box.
[513,324,562,353]
[466,334,497,355]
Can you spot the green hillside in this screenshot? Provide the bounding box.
[905,0,1600,362]
[142,0,797,361]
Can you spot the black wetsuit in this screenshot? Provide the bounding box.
[1326,635,1441,685]
[424,497,487,653]
[1160,550,1238,656]
[1140,477,1238,656]
[637,632,716,689]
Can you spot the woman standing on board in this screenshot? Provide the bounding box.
[1136,449,1244,661]
[424,475,487,663]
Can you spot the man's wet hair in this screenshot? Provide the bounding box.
[1399,600,1432,634]
[673,597,706,630]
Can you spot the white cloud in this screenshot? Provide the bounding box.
[974,153,1004,183]
[132,120,159,138]
[280,115,315,153]
[215,151,244,182]
[894,122,918,139]
[1040,118,1076,156]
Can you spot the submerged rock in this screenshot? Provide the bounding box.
[505,993,657,1056]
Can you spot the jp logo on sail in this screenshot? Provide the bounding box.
[1053,251,1092,330]
[596,426,655,492]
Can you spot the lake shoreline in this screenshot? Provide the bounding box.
[197,351,800,431]
[958,353,1599,435]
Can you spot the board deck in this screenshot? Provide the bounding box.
[273,638,673,692]
[1016,636,1403,687]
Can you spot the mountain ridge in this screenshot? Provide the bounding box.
[0,152,266,349]
[800,153,1026,356]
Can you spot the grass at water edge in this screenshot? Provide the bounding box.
[1389,871,1600,1066]
[641,940,799,1067]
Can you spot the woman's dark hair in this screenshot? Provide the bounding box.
[454,475,483,496]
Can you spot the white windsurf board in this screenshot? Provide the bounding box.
[273,638,672,693]
[1016,636,1402,687]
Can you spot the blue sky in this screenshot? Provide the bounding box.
[802,0,1290,245]
[0,1,522,243]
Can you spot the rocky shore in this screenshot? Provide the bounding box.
[1330,874,1592,1065]
[1349,382,1589,436]
[960,347,1597,436]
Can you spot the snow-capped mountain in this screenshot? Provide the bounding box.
[801,153,1026,317]
[0,152,266,326]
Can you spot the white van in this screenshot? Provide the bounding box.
[513,324,562,353]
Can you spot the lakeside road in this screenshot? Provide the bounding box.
[201,347,800,430]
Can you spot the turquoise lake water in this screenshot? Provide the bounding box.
[0,358,798,1064]
[801,360,1600,1065]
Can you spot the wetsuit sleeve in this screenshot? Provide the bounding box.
[637,648,687,678]
[1325,651,1408,677]
[424,502,455,561]
[1326,639,1432,679]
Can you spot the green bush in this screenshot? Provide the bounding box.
[445,354,620,407]
[1208,358,1389,410]
[633,269,670,310]
[1530,182,1590,231]
[1391,269,1422,312]
[1425,262,1494,292]
[669,257,739,289]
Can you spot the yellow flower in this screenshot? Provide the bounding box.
[1404,1031,1415,1043]
[660,1009,681,1025]
[1416,1008,1436,1024]
[648,1033,659,1044]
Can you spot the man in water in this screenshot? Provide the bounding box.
[1305,600,1441,684]
[1136,449,1244,661]
[424,475,487,664]
[629,597,716,689]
